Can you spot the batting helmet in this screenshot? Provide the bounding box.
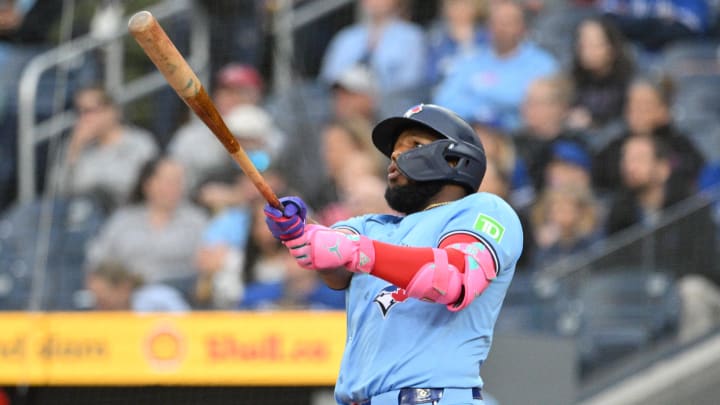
[372,104,487,192]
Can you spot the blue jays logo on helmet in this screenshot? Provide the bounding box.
[372,103,487,193]
[374,285,409,318]
[404,104,424,117]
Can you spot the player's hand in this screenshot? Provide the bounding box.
[284,224,375,273]
[264,196,308,241]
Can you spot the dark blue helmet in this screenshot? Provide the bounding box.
[372,104,487,193]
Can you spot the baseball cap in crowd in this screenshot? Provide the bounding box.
[332,65,378,96]
[225,105,274,140]
[224,105,283,172]
[216,63,264,92]
[551,141,591,173]
[467,107,506,136]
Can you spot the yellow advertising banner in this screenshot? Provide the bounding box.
[0,311,346,386]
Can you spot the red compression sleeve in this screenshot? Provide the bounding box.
[370,233,480,288]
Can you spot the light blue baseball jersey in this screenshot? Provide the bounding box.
[331,192,523,404]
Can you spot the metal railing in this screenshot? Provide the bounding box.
[533,187,720,284]
[271,0,355,95]
[530,187,720,402]
[17,0,210,203]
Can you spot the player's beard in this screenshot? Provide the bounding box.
[384,180,445,215]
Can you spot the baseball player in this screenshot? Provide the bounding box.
[265,104,523,405]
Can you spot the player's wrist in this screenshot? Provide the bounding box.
[284,225,376,273]
[343,234,375,274]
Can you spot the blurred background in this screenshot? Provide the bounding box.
[1,0,720,404]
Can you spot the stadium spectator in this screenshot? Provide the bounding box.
[606,135,719,341]
[51,85,158,211]
[472,115,534,207]
[432,0,558,130]
[319,0,427,95]
[514,75,589,191]
[566,16,635,134]
[193,105,285,214]
[195,1,265,74]
[320,170,393,226]
[205,196,306,309]
[0,1,96,212]
[530,185,601,269]
[479,157,510,198]
[193,169,288,309]
[480,157,536,271]
[341,173,391,215]
[168,63,267,192]
[425,0,489,86]
[599,0,712,52]
[85,260,190,312]
[678,272,720,342]
[239,250,345,310]
[86,157,207,293]
[592,75,705,193]
[330,65,379,123]
[520,140,596,268]
[543,140,594,192]
[316,117,385,217]
[213,63,265,110]
[605,136,693,234]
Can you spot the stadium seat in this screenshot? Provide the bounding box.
[672,78,720,120]
[575,268,681,375]
[497,273,580,336]
[674,115,720,162]
[528,6,599,67]
[661,40,720,80]
[0,195,106,310]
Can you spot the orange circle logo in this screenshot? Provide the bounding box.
[144,323,186,371]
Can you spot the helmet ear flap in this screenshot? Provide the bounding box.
[396,140,486,192]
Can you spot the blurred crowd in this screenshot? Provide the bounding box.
[1,0,720,376]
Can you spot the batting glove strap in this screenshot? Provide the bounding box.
[283,225,375,272]
[404,243,497,311]
[445,242,497,312]
[265,213,304,241]
[405,248,463,304]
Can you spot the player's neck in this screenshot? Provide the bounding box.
[422,185,467,211]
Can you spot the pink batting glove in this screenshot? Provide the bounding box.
[284,224,375,273]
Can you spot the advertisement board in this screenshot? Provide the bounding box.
[0,311,346,385]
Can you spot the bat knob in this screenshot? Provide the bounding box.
[128,10,154,33]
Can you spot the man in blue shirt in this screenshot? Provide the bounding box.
[320,0,427,95]
[433,1,558,131]
[265,104,523,405]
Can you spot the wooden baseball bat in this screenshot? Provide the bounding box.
[128,10,282,209]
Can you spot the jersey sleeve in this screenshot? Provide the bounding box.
[330,215,367,235]
[439,194,524,274]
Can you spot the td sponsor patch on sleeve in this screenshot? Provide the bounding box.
[473,213,505,243]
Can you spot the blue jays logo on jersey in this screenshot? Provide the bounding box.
[373,285,409,317]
